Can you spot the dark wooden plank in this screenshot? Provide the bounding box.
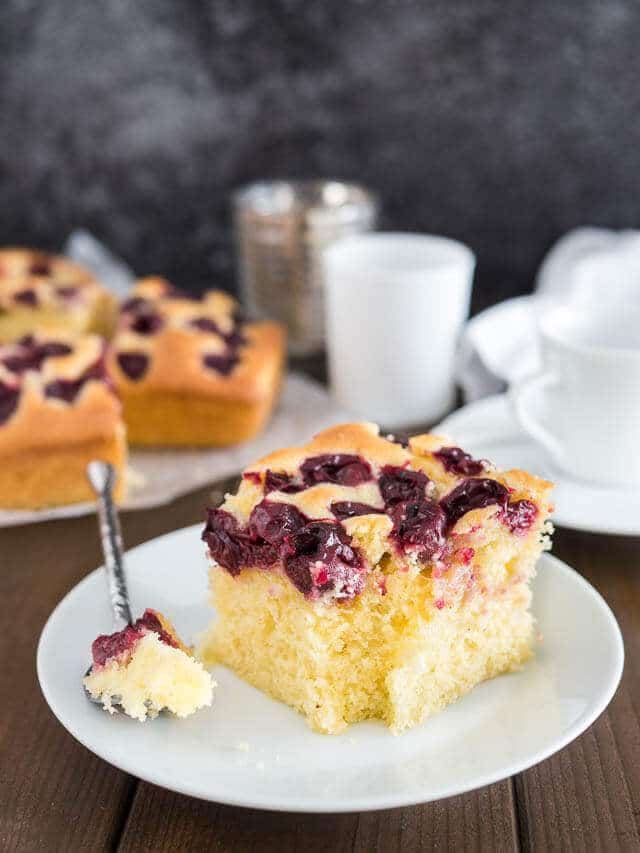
[0,484,215,852]
[353,782,518,852]
[515,529,640,851]
[117,781,518,852]
[0,514,135,852]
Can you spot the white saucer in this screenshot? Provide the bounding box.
[437,393,640,536]
[37,524,623,812]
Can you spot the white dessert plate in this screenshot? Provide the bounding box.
[37,524,623,812]
[436,393,640,536]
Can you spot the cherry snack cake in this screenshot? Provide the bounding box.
[0,331,126,509]
[108,277,285,447]
[199,423,553,734]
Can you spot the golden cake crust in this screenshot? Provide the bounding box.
[232,422,554,525]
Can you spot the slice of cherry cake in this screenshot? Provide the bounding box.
[199,423,554,734]
[84,609,215,721]
[0,331,126,508]
[108,277,285,447]
[0,248,117,342]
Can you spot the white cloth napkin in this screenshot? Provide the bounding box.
[457,227,640,402]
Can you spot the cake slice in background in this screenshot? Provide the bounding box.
[0,331,126,509]
[199,423,553,734]
[108,277,285,447]
[0,248,116,341]
[84,609,215,721]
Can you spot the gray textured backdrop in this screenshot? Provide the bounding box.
[1,0,639,310]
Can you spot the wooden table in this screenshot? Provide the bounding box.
[2,483,639,851]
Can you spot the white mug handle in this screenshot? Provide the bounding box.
[511,373,564,463]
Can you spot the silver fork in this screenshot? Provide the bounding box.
[84,460,132,707]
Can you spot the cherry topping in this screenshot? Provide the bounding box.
[1,340,72,374]
[130,312,163,335]
[14,289,38,307]
[44,356,108,403]
[190,317,220,334]
[330,501,383,520]
[91,609,178,668]
[440,478,509,528]
[202,352,240,376]
[435,446,485,476]
[300,454,372,487]
[388,499,447,561]
[248,500,307,545]
[379,465,430,506]
[55,285,78,300]
[284,521,364,598]
[264,470,304,494]
[29,260,50,276]
[202,508,278,574]
[504,499,538,535]
[134,609,179,649]
[91,625,145,668]
[0,382,20,425]
[117,352,149,381]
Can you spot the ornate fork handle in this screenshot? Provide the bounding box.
[86,461,132,631]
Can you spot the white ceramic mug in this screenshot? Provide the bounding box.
[322,233,475,429]
[512,301,640,486]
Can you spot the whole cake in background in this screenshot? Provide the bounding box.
[0,331,126,509]
[0,248,117,341]
[108,277,285,447]
[199,423,554,735]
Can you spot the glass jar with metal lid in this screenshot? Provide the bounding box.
[233,180,378,356]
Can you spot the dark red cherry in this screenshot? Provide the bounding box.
[117,352,149,381]
[440,478,509,528]
[300,454,372,487]
[0,382,20,425]
[379,465,430,506]
[264,470,304,494]
[190,317,220,334]
[1,340,72,374]
[133,609,178,649]
[330,501,383,520]
[92,625,145,667]
[248,500,307,545]
[45,354,109,403]
[29,259,50,276]
[435,446,485,476]
[388,499,447,561]
[14,289,38,307]
[202,352,239,376]
[284,521,364,598]
[55,285,78,300]
[202,508,277,574]
[130,312,163,335]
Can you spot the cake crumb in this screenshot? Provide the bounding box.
[236,741,250,752]
[256,761,265,771]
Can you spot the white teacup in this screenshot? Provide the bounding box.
[322,233,475,428]
[512,302,640,486]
